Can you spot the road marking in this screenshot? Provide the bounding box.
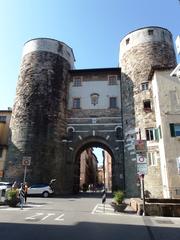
[41,213,55,221]
[25,213,43,220]
[25,212,65,222]
[55,214,64,221]
[92,203,117,215]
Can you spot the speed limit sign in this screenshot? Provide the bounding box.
[22,156,31,166]
[136,154,147,164]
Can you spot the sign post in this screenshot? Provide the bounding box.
[22,156,31,183]
[135,133,147,215]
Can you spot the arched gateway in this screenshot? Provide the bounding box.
[72,136,123,193]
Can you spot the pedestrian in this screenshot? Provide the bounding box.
[12,181,17,190]
[24,182,28,204]
[19,183,25,210]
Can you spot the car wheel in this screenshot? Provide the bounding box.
[42,191,49,198]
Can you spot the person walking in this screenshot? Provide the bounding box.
[19,183,25,210]
[24,182,28,204]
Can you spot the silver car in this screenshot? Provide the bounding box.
[27,184,54,197]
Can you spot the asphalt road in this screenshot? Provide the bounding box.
[0,193,180,240]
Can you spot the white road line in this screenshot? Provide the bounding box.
[54,214,64,221]
[41,213,55,221]
[25,213,43,220]
[91,204,99,214]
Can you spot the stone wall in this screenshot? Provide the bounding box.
[5,50,72,193]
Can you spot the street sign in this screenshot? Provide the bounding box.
[135,140,147,152]
[22,156,31,166]
[136,153,147,164]
[137,164,148,175]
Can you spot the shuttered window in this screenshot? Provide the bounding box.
[170,123,180,137]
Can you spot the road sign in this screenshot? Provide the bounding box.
[22,156,31,166]
[136,153,147,164]
[135,140,147,152]
[137,164,148,175]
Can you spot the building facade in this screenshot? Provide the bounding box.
[3,26,180,198]
[0,110,12,179]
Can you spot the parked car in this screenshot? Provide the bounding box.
[0,182,12,190]
[27,184,54,197]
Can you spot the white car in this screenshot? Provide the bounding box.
[0,182,12,190]
[27,184,54,197]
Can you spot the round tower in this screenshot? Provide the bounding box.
[119,26,177,197]
[5,38,75,192]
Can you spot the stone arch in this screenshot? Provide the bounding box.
[72,136,118,193]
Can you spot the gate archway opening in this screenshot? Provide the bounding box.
[73,139,115,194]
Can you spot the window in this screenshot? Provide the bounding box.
[148,29,154,35]
[141,82,149,91]
[146,128,159,141]
[170,123,180,137]
[126,38,130,45]
[90,93,99,106]
[73,98,80,109]
[73,77,82,87]
[108,75,117,85]
[143,100,151,111]
[109,97,117,108]
[0,116,6,122]
[148,152,157,166]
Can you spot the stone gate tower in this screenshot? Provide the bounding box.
[119,26,177,196]
[5,38,75,192]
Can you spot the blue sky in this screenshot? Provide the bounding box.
[0,0,179,110]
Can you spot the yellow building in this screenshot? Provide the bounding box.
[0,109,12,179]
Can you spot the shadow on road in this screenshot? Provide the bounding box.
[0,221,180,240]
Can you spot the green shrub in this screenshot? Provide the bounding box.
[113,190,124,204]
[6,189,19,207]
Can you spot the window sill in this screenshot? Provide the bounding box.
[144,108,152,112]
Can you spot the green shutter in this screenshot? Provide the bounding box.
[158,125,162,138]
[155,128,159,141]
[170,123,175,137]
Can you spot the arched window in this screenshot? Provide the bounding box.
[90,93,99,106]
[67,127,74,140]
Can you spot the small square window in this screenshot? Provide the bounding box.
[143,100,151,111]
[73,77,82,87]
[148,29,154,35]
[126,38,130,45]
[141,82,148,91]
[108,76,117,85]
[146,128,155,141]
[175,125,180,136]
[110,97,117,108]
[0,116,6,122]
[73,98,81,109]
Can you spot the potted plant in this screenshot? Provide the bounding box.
[112,190,126,212]
[5,189,19,207]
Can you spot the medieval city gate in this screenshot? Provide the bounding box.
[4,27,176,197]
